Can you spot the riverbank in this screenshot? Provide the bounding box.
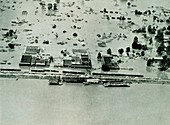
[0,71,169,85]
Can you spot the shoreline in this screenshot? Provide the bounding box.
[0,72,169,85]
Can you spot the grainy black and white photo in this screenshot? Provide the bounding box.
[0,0,170,125]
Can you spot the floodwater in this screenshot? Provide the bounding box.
[0,0,170,78]
[1,79,170,125]
[1,0,170,125]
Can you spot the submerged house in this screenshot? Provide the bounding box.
[24,46,40,55]
[102,55,120,70]
[19,54,32,66]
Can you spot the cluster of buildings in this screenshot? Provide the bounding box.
[101,55,120,71]
[19,47,92,69]
[19,46,51,67]
[63,49,92,69]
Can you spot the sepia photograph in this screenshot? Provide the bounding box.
[0,0,170,125]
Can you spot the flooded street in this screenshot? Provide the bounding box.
[1,79,170,125]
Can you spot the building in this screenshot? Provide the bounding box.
[63,54,92,69]
[153,57,163,63]
[35,58,46,66]
[19,54,32,66]
[103,55,113,64]
[19,46,51,67]
[81,54,90,64]
[102,55,120,70]
[63,57,72,67]
[25,46,40,55]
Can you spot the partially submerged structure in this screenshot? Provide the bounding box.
[63,49,92,69]
[19,46,50,67]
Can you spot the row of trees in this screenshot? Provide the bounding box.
[97,46,145,58]
[106,47,131,56]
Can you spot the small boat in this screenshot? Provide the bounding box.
[49,79,63,85]
[103,82,130,87]
[83,79,100,85]
[83,82,90,85]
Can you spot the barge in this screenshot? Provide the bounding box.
[103,82,130,87]
[49,79,63,85]
[103,79,130,87]
[48,76,62,85]
[83,78,100,85]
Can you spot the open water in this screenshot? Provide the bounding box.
[0,78,170,125]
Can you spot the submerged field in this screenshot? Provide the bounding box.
[0,0,170,79]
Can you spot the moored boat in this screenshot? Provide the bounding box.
[83,78,102,85]
[103,81,130,87]
[49,79,63,85]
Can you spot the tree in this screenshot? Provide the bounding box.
[159,55,169,71]
[149,38,153,45]
[118,48,124,56]
[147,58,153,66]
[8,43,15,49]
[132,42,142,50]
[142,45,148,50]
[157,43,165,56]
[141,51,145,56]
[157,47,164,56]
[127,2,131,7]
[132,36,142,50]
[55,33,58,38]
[9,30,14,37]
[126,47,130,56]
[126,47,130,53]
[61,50,64,54]
[167,26,170,31]
[165,30,170,35]
[97,52,102,59]
[141,26,146,33]
[133,36,138,43]
[107,48,112,55]
[147,25,156,34]
[49,56,54,63]
[166,57,170,68]
[135,10,142,15]
[102,64,110,71]
[155,29,164,42]
[148,25,152,32]
[166,45,170,55]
